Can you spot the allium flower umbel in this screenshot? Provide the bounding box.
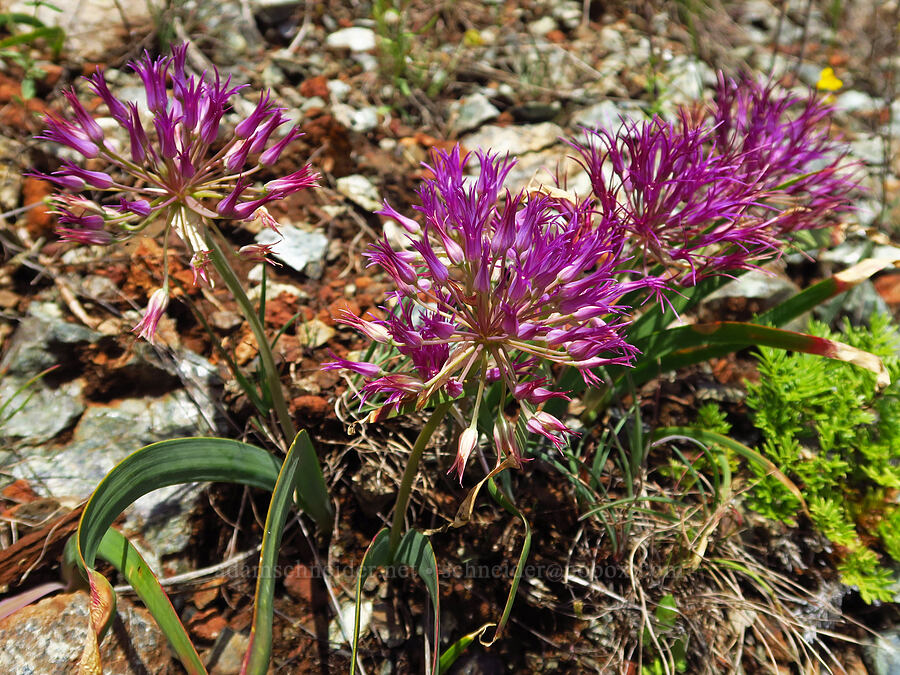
[572,75,858,284]
[325,147,644,478]
[34,43,319,340]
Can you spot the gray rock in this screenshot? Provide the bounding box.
[850,134,888,166]
[570,100,641,132]
[0,377,85,444]
[836,90,882,114]
[332,102,379,133]
[9,0,157,61]
[0,302,101,378]
[704,269,800,305]
[336,174,382,212]
[662,56,717,105]
[864,630,900,675]
[0,592,171,674]
[450,93,500,133]
[461,122,564,157]
[815,280,891,327]
[255,225,329,278]
[326,27,377,52]
[207,628,251,675]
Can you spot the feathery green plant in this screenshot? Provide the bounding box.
[745,314,900,603]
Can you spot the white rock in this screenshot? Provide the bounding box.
[327,79,352,101]
[326,26,377,52]
[337,174,382,212]
[449,93,500,133]
[836,90,882,114]
[528,15,558,37]
[329,600,373,644]
[461,122,565,156]
[333,103,379,133]
[255,225,329,278]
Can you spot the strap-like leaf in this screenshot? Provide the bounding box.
[350,528,442,675]
[242,431,315,675]
[62,528,208,674]
[71,437,282,674]
[482,479,531,644]
[629,321,889,390]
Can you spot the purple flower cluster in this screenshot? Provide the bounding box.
[35,43,319,338]
[326,147,648,478]
[572,75,858,284]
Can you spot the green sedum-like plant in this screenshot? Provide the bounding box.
[745,314,900,603]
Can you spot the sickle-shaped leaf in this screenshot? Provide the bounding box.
[241,431,314,675]
[70,437,283,674]
[629,321,889,390]
[438,623,495,673]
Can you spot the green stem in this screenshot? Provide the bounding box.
[206,231,296,444]
[389,401,451,557]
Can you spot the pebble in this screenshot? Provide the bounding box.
[336,174,382,212]
[326,26,377,52]
[332,102,379,133]
[570,100,641,132]
[255,225,329,278]
[528,15,558,38]
[329,599,372,644]
[450,93,501,133]
[327,78,352,101]
[461,122,564,157]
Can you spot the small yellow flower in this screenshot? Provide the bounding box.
[817,67,843,92]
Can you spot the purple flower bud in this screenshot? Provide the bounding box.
[118,198,152,217]
[132,51,169,113]
[235,91,274,138]
[133,288,169,342]
[259,126,302,166]
[216,176,250,217]
[63,88,104,143]
[264,166,320,196]
[58,162,114,189]
[86,70,129,123]
[322,356,383,378]
[38,113,99,158]
[153,109,178,159]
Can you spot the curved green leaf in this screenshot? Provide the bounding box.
[63,528,207,674]
[69,437,282,674]
[394,530,441,674]
[351,528,392,673]
[438,624,494,673]
[77,437,281,568]
[242,431,314,675]
[652,426,808,516]
[350,528,442,675]
[629,321,889,391]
